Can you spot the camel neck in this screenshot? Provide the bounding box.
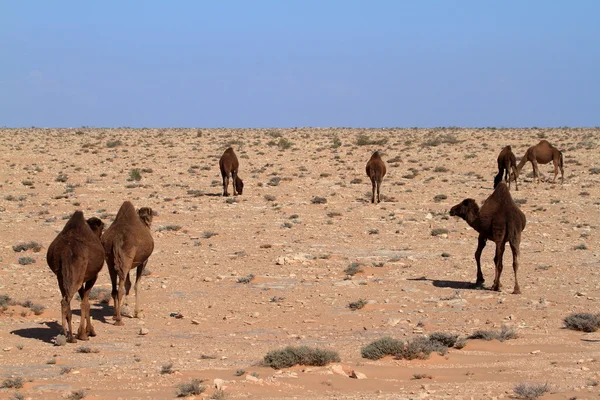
[464,211,481,232]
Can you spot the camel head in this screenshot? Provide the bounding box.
[493,174,503,189]
[235,176,244,195]
[138,207,153,228]
[449,198,479,220]
[86,217,105,239]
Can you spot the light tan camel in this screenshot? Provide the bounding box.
[365,151,386,204]
[102,202,154,326]
[47,212,105,342]
[516,140,564,183]
[219,147,244,196]
[449,182,526,294]
[494,145,519,191]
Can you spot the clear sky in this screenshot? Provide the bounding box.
[1,1,598,128]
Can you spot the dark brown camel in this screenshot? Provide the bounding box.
[493,145,519,191]
[449,182,526,294]
[516,140,564,183]
[365,151,386,204]
[219,147,244,196]
[101,201,154,326]
[47,212,105,342]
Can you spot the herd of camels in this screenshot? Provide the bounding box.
[47,139,564,343]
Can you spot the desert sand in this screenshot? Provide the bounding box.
[0,127,599,400]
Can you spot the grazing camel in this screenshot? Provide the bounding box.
[219,147,244,196]
[365,151,386,204]
[493,145,519,191]
[449,182,526,294]
[47,212,105,342]
[102,201,154,326]
[516,140,564,184]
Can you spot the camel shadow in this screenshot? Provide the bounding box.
[72,302,113,324]
[407,277,486,291]
[10,321,62,344]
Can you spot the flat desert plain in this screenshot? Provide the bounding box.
[0,128,599,400]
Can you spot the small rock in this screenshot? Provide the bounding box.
[246,375,259,382]
[214,378,226,390]
[530,350,540,354]
[139,328,149,335]
[350,370,367,379]
[330,364,347,376]
[191,320,200,325]
[203,277,213,282]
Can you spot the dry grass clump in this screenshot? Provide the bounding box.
[88,287,111,304]
[68,389,87,400]
[237,274,255,284]
[344,262,364,276]
[468,325,517,342]
[431,228,448,236]
[311,196,327,204]
[348,299,367,310]
[513,382,549,399]
[563,312,600,332]
[176,379,206,397]
[12,241,42,252]
[361,337,404,360]
[18,256,36,265]
[263,346,340,369]
[356,134,387,146]
[1,377,24,389]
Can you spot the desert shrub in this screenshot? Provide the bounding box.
[56,174,68,182]
[157,225,182,232]
[264,194,276,201]
[331,136,342,148]
[563,312,600,332]
[176,379,206,397]
[89,287,111,304]
[356,134,388,146]
[68,390,87,400]
[202,231,217,239]
[428,332,458,347]
[237,274,255,284]
[344,262,363,276]
[263,346,340,369]
[76,346,99,354]
[235,369,245,376]
[18,256,35,265]
[431,228,448,236]
[469,325,517,342]
[348,299,367,310]
[413,373,433,380]
[1,377,24,389]
[433,194,447,202]
[434,166,449,173]
[30,303,45,315]
[56,335,67,347]
[268,177,281,186]
[398,336,448,360]
[129,168,142,181]
[350,178,362,184]
[12,241,42,252]
[106,140,122,148]
[361,337,404,360]
[0,295,11,307]
[161,362,174,374]
[574,243,587,250]
[311,196,327,204]
[513,382,549,399]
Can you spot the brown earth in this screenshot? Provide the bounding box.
[0,127,599,400]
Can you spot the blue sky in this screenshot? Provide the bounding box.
[1,1,598,127]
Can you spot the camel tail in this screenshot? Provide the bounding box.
[112,235,126,280]
[60,247,75,298]
[559,151,564,170]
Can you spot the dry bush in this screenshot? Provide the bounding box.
[263,346,340,369]
[176,379,206,397]
[348,299,367,310]
[12,241,42,252]
[513,382,549,399]
[469,325,517,342]
[361,337,404,360]
[563,312,600,332]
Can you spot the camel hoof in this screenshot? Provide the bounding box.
[491,286,501,292]
[67,337,78,344]
[114,320,124,327]
[512,288,522,295]
[88,329,97,337]
[77,334,89,341]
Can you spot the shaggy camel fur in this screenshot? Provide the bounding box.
[365,151,386,204]
[516,140,564,184]
[102,202,154,326]
[449,182,526,294]
[493,145,519,191]
[47,212,105,342]
[219,147,244,196]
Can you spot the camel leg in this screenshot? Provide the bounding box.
[108,264,119,320]
[232,171,238,196]
[512,166,519,191]
[531,160,540,183]
[76,285,90,341]
[133,260,147,319]
[376,179,382,203]
[491,242,506,291]
[474,236,486,287]
[83,278,97,337]
[114,275,126,326]
[371,178,376,204]
[123,272,132,307]
[61,295,76,343]
[509,240,521,294]
[222,174,229,196]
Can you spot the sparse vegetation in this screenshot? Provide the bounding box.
[311,196,327,204]
[235,369,246,376]
[513,382,549,399]
[433,194,447,202]
[2,377,24,389]
[344,262,364,276]
[157,225,182,232]
[563,312,600,332]
[161,362,174,374]
[129,168,142,181]
[202,231,218,239]
[18,256,36,265]
[431,228,449,236]
[356,134,387,146]
[12,241,42,252]
[88,287,111,304]
[176,379,206,397]
[348,299,367,310]
[263,346,340,369]
[361,337,404,360]
[469,325,517,342]
[237,274,255,284]
[413,373,433,380]
[68,389,87,400]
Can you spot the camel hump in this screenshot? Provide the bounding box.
[114,201,138,222]
[371,151,382,159]
[63,210,87,231]
[224,147,235,155]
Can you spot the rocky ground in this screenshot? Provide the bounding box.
[0,127,599,400]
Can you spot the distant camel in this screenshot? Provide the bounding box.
[365,151,386,204]
[47,212,105,342]
[449,182,526,294]
[219,147,244,196]
[493,145,519,191]
[102,202,154,326]
[516,140,564,184]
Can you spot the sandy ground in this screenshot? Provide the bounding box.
[0,127,599,400]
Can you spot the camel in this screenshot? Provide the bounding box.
[516,140,564,184]
[101,201,154,326]
[493,145,519,191]
[365,151,386,204]
[47,212,105,342]
[449,182,526,294]
[219,147,244,196]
